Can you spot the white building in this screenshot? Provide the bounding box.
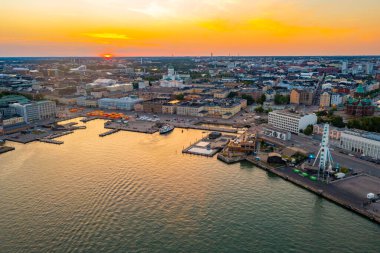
[268,110,317,134]
[339,130,380,159]
[10,101,56,123]
[160,67,184,88]
[98,96,142,110]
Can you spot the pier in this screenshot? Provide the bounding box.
[99,129,120,137]
[39,139,64,145]
[182,133,234,157]
[81,117,99,123]
[104,120,159,134]
[0,146,15,154]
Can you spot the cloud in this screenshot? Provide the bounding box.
[129,2,170,18]
[84,33,131,39]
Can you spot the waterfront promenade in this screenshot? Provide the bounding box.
[245,157,380,224]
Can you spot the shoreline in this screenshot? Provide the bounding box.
[244,157,380,225]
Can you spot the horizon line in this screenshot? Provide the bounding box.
[1,54,380,58]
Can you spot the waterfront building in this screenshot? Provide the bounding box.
[1,116,24,126]
[204,99,242,119]
[221,133,257,157]
[37,101,57,120]
[320,92,331,108]
[268,110,317,134]
[0,106,17,118]
[290,89,314,105]
[10,100,56,123]
[162,100,180,114]
[339,130,380,159]
[176,102,205,117]
[142,98,169,114]
[98,96,142,110]
[0,116,29,135]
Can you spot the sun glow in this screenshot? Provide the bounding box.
[102,54,113,60]
[0,0,379,56]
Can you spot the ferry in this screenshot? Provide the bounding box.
[159,124,174,134]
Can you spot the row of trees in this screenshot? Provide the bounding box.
[317,109,380,133]
[347,117,380,133]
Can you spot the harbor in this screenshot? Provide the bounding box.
[1,121,379,253]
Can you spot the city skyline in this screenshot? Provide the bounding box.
[1,0,380,57]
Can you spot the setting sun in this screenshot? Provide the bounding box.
[102,54,113,60]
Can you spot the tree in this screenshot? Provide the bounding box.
[255,106,264,113]
[274,94,290,105]
[241,94,255,105]
[175,93,185,100]
[227,91,238,98]
[347,116,380,133]
[331,115,345,128]
[257,94,266,104]
[303,125,313,135]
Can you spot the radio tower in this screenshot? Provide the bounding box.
[313,124,334,182]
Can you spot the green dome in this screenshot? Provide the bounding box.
[347,96,357,104]
[362,98,372,104]
[356,84,365,94]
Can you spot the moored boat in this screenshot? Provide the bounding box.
[159,125,174,134]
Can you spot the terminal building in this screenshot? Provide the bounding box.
[268,110,317,134]
[339,130,380,159]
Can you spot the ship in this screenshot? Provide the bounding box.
[159,124,174,134]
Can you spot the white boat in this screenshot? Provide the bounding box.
[159,125,174,134]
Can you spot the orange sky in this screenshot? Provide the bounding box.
[1,0,379,56]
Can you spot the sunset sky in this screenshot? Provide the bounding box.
[1,0,380,56]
